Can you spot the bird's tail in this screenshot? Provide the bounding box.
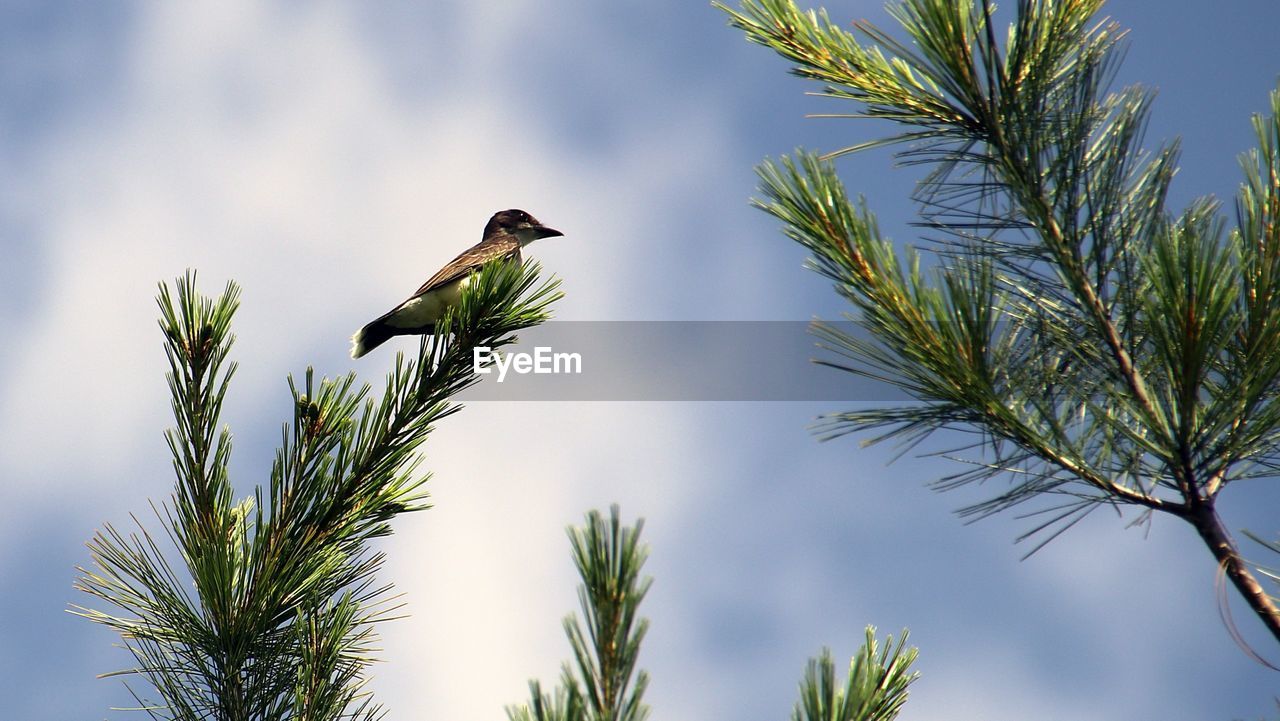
[350,321,397,359]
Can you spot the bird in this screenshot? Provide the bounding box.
[350,209,563,358]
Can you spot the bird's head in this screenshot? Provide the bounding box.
[487,209,563,245]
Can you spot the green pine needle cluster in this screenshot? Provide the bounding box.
[72,263,560,720]
[507,506,652,721]
[793,628,917,721]
[719,0,1280,643]
[507,508,919,721]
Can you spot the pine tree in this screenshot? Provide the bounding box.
[72,269,921,719]
[72,263,560,720]
[717,0,1280,646]
[508,506,919,721]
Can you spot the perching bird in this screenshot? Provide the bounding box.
[350,209,563,358]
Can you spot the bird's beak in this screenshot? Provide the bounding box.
[534,225,564,239]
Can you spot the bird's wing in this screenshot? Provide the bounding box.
[409,237,521,297]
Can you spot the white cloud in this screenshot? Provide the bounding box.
[3,1,747,717]
[10,2,1280,720]
[0,0,738,492]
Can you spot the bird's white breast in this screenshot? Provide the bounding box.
[387,275,470,328]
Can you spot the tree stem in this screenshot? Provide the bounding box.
[1187,502,1280,644]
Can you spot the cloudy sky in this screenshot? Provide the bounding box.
[4,1,1280,719]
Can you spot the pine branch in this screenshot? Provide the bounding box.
[508,506,651,721]
[792,628,918,721]
[720,0,1280,644]
[509,508,923,721]
[73,262,561,720]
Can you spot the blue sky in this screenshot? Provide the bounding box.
[3,1,1280,719]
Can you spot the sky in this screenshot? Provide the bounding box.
[3,1,1280,719]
